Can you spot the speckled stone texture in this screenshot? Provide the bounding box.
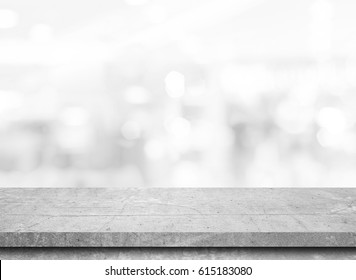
[0,188,355,247]
[1,248,356,260]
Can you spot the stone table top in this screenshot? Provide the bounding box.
[0,188,355,247]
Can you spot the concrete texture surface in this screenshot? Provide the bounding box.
[0,188,355,247]
[1,248,356,260]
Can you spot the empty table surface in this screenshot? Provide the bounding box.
[0,188,355,247]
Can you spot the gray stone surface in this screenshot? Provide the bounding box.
[0,188,356,247]
[1,248,356,260]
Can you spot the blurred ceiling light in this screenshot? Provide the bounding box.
[317,107,347,133]
[61,107,90,126]
[165,117,191,138]
[29,24,54,42]
[165,71,185,98]
[121,121,141,140]
[0,9,19,29]
[125,0,148,6]
[124,86,151,104]
[317,129,344,148]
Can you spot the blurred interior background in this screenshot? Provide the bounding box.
[0,0,356,187]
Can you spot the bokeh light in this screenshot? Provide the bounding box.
[1,0,356,187]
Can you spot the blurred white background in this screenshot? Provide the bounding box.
[0,0,356,187]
